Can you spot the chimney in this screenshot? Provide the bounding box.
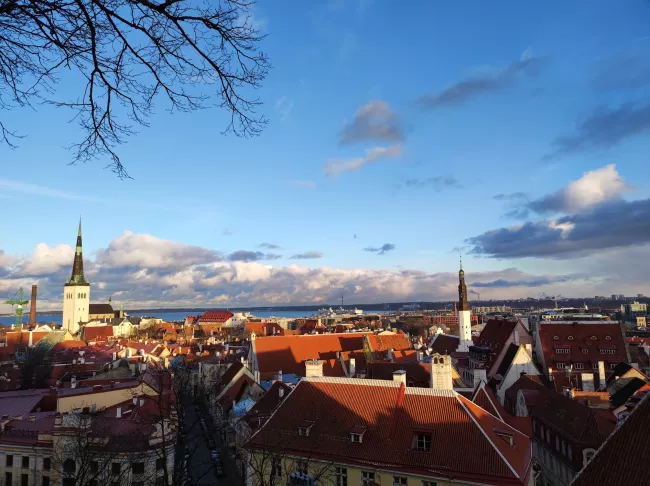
[112,352,117,361]
[71,376,77,389]
[29,285,37,325]
[598,361,606,390]
[139,398,144,407]
[279,387,285,399]
[473,368,487,389]
[581,373,595,392]
[305,359,324,378]
[277,370,283,382]
[514,329,520,346]
[387,348,394,361]
[116,407,122,418]
[349,358,356,376]
[393,370,407,385]
[416,350,422,363]
[133,396,138,406]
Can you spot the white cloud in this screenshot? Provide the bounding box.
[324,145,402,177]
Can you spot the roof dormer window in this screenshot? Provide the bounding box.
[553,336,559,340]
[349,425,367,443]
[591,336,597,340]
[605,336,612,340]
[494,428,514,446]
[567,336,574,340]
[413,433,432,452]
[298,422,314,437]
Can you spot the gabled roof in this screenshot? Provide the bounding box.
[253,333,370,378]
[428,333,459,355]
[199,310,234,323]
[248,377,531,485]
[610,378,647,408]
[571,393,650,486]
[83,325,114,341]
[472,381,533,437]
[366,332,411,352]
[244,380,293,431]
[88,303,114,314]
[496,344,521,378]
[474,318,520,370]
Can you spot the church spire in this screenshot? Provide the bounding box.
[458,256,470,311]
[69,218,88,285]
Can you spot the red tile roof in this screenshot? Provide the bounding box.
[244,381,293,432]
[199,310,234,323]
[247,378,532,485]
[83,325,114,341]
[366,332,411,353]
[572,394,650,486]
[253,333,370,379]
[472,382,533,437]
[539,322,627,372]
[245,321,286,337]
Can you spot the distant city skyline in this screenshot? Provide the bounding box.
[1,1,650,310]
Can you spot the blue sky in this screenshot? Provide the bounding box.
[1,1,650,308]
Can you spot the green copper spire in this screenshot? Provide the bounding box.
[68,218,88,285]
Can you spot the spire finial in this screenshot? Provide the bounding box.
[78,216,82,237]
[459,253,463,271]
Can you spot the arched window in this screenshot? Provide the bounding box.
[433,357,438,364]
[553,336,559,340]
[64,458,76,473]
[591,336,597,340]
[440,357,445,364]
[567,336,574,340]
[605,336,611,340]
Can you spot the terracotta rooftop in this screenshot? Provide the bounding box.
[252,332,370,379]
[244,381,293,432]
[571,393,650,486]
[199,310,234,323]
[247,377,532,485]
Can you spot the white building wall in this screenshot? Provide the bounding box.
[497,346,540,405]
[62,284,90,334]
[457,310,473,352]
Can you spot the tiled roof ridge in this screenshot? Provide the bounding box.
[301,376,456,396]
[472,381,504,421]
[456,394,520,479]
[248,377,303,443]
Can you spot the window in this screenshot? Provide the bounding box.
[112,462,121,475]
[42,477,50,486]
[422,482,437,486]
[582,349,589,354]
[600,349,606,354]
[62,479,76,486]
[22,474,29,486]
[271,461,283,480]
[22,456,29,468]
[63,459,75,474]
[350,433,363,443]
[575,363,584,370]
[156,458,164,471]
[5,473,12,486]
[6,454,13,466]
[567,335,574,340]
[605,336,611,340]
[553,336,559,340]
[361,471,376,484]
[393,476,408,485]
[593,363,599,370]
[414,433,432,452]
[609,349,616,355]
[298,425,313,436]
[132,462,145,475]
[43,458,51,471]
[591,336,597,340]
[557,363,566,369]
[336,467,348,486]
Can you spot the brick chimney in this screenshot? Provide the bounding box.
[29,285,37,325]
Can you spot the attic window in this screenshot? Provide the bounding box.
[567,336,574,340]
[413,433,432,452]
[350,425,367,443]
[553,336,559,340]
[605,336,612,340]
[494,428,514,446]
[591,336,597,340]
[298,423,314,437]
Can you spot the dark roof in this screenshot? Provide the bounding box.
[247,378,532,484]
[496,343,520,377]
[89,304,115,315]
[220,361,245,388]
[474,318,519,370]
[610,377,647,408]
[606,362,635,384]
[366,361,430,386]
[244,381,293,431]
[571,394,650,486]
[429,333,459,355]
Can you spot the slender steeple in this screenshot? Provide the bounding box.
[69,218,88,285]
[458,256,470,311]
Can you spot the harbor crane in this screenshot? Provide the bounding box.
[541,293,564,310]
[4,288,29,328]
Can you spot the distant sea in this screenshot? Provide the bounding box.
[0,309,386,327]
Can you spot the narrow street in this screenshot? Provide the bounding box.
[180,397,241,486]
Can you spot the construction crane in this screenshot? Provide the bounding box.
[541,293,564,310]
[4,288,29,328]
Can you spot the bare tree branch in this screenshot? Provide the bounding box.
[0,0,270,177]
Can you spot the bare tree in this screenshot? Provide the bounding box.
[0,0,270,177]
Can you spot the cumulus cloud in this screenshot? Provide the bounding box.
[467,198,650,259]
[96,231,220,269]
[502,164,633,220]
[289,251,323,260]
[543,103,650,161]
[0,233,647,313]
[364,243,396,255]
[324,145,402,177]
[417,49,543,109]
[339,101,404,144]
[405,176,462,190]
[228,251,283,262]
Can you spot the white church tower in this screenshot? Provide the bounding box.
[456,259,473,352]
[62,220,90,334]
